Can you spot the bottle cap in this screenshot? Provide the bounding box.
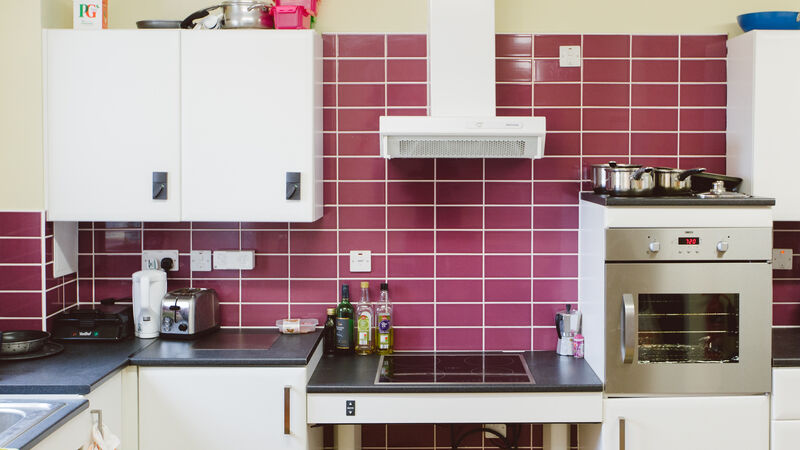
[326,308,336,315]
[380,283,388,290]
[361,281,369,288]
[341,284,350,297]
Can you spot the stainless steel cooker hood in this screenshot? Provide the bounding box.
[379,0,546,159]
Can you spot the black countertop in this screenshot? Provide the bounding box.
[130,329,323,366]
[0,338,154,395]
[581,192,776,206]
[6,398,88,450]
[307,352,603,393]
[773,328,800,367]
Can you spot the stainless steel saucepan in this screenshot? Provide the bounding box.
[591,162,655,196]
[653,167,706,195]
[591,161,641,194]
[181,1,273,29]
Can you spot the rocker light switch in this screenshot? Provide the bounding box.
[773,248,793,270]
[286,172,301,200]
[152,172,168,200]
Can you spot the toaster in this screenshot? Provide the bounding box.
[160,288,220,338]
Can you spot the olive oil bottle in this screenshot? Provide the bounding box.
[355,282,375,355]
[376,282,394,354]
[335,285,354,354]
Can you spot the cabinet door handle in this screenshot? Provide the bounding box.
[619,417,626,450]
[621,294,635,364]
[284,386,291,435]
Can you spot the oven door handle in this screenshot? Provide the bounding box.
[621,293,635,364]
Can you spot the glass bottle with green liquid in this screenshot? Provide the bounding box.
[376,282,393,354]
[335,284,354,354]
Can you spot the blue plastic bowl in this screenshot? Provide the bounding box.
[738,11,800,32]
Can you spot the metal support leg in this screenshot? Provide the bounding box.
[334,424,361,450]
[543,423,569,450]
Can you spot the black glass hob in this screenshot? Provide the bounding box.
[374,353,535,384]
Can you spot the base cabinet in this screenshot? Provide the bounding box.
[580,396,769,450]
[138,366,321,450]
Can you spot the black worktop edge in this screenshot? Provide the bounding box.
[306,384,603,394]
[130,356,313,366]
[580,192,776,206]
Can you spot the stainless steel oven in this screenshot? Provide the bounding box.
[603,227,772,395]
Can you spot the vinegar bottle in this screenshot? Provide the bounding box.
[355,281,375,355]
[376,282,394,354]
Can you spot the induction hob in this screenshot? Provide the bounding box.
[374,353,534,384]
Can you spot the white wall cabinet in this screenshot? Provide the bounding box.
[44,30,322,223]
[580,396,769,450]
[44,30,182,222]
[727,31,800,220]
[181,30,322,222]
[138,364,322,450]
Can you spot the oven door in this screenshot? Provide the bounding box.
[605,262,771,395]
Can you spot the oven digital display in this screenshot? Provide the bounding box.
[678,237,700,245]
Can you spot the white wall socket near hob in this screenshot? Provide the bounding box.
[349,250,372,272]
[142,250,179,271]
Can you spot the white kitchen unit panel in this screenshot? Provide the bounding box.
[139,362,322,449]
[180,30,323,222]
[32,408,91,450]
[85,369,128,448]
[773,368,800,419]
[307,391,602,424]
[728,31,800,221]
[772,420,800,450]
[44,30,181,221]
[580,395,768,450]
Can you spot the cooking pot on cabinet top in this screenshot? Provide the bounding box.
[591,161,642,194]
[591,162,655,197]
[181,1,273,29]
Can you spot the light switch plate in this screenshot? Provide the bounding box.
[142,250,179,271]
[349,250,372,273]
[213,250,255,270]
[559,45,581,67]
[191,250,212,272]
[773,248,793,270]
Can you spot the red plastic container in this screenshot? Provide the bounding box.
[276,0,318,16]
[272,5,311,29]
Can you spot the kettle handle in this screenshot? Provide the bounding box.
[555,314,563,340]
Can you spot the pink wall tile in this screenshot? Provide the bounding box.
[436,328,482,350]
[632,60,678,82]
[290,280,337,303]
[680,109,726,131]
[143,230,190,253]
[338,182,385,204]
[387,34,426,57]
[289,255,337,278]
[486,182,532,205]
[244,255,288,278]
[632,35,678,58]
[532,206,578,229]
[388,159,434,180]
[339,206,385,229]
[679,157,725,174]
[533,182,580,205]
[543,133,580,156]
[497,59,533,82]
[338,34,384,57]
[387,255,434,278]
[338,133,379,156]
[485,279,531,302]
[437,231,482,253]
[497,84,533,107]
[387,230,433,253]
[583,60,629,82]
[340,230,385,253]
[241,280,288,302]
[388,182,435,205]
[219,304,240,327]
[389,279,434,302]
[583,34,630,57]
[388,206,434,229]
[337,84,385,107]
[485,231,531,253]
[582,132,629,155]
[387,84,427,107]
[436,280,483,302]
[681,35,727,58]
[387,59,427,82]
[338,60,384,82]
[193,230,239,250]
[583,109,630,131]
[338,157,385,180]
[533,84,580,107]
[0,239,40,264]
[583,84,629,107]
[533,34,579,57]
[681,84,726,107]
[436,255,483,277]
[437,303,482,326]
[242,304,288,327]
[485,255,531,278]
[437,182,482,205]
[532,108,581,131]
[338,109,383,132]
[485,206,532,229]
[632,84,678,107]
[533,231,578,253]
[631,109,679,131]
[485,327,531,351]
[533,279,578,301]
[533,327,558,350]
[485,159,532,180]
[485,303,531,326]
[498,34,533,57]
[392,303,434,326]
[93,230,141,253]
[534,255,578,277]
[681,60,726,82]
[0,292,42,317]
[631,133,678,155]
[322,34,335,57]
[0,212,41,237]
[394,327,434,350]
[534,60,580,82]
[241,230,288,253]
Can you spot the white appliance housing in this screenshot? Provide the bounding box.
[132,269,167,338]
[379,0,546,159]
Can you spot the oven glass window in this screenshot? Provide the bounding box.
[637,293,739,364]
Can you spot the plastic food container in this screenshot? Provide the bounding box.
[276,0,318,16]
[276,318,318,334]
[272,5,311,29]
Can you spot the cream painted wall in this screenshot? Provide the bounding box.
[0,0,44,211]
[8,0,800,211]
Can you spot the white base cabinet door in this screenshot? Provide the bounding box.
[180,30,323,222]
[139,366,320,450]
[772,421,800,450]
[580,396,769,450]
[33,408,91,450]
[44,30,181,222]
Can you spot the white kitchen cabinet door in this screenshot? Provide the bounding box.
[33,408,91,450]
[138,366,319,450]
[180,30,323,222]
[44,30,181,221]
[583,396,768,450]
[727,31,800,220]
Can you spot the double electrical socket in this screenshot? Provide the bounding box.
[142,249,256,272]
[142,250,179,271]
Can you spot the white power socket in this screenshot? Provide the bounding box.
[142,250,179,271]
[484,423,507,439]
[213,250,255,270]
[559,45,581,67]
[349,250,372,273]
[191,250,212,272]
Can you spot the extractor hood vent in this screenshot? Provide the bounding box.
[380,116,545,159]
[378,0,547,159]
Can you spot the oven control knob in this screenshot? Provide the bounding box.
[716,241,729,253]
[648,242,660,253]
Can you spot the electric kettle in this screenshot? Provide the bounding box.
[132,270,167,338]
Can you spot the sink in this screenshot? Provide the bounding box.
[0,402,65,446]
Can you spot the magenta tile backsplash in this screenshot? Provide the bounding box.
[0,212,77,330]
